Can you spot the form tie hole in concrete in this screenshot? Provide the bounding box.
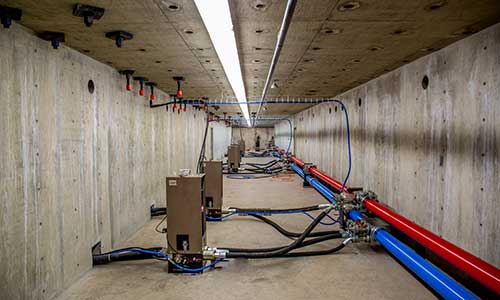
[329,107,332,114]
[184,29,194,34]
[88,80,95,94]
[358,98,362,107]
[421,75,429,90]
[255,29,264,34]
[426,1,447,11]
[482,118,486,122]
[338,1,361,11]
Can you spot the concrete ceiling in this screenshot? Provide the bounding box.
[3,0,500,120]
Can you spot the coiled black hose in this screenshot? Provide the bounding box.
[225,209,330,258]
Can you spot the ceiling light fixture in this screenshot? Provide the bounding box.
[194,0,251,126]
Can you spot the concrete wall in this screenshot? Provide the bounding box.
[0,25,207,299]
[210,123,232,160]
[232,128,274,151]
[275,23,500,267]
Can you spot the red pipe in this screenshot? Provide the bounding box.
[286,148,500,293]
[365,199,500,294]
[310,168,349,194]
[290,155,349,193]
[290,156,304,167]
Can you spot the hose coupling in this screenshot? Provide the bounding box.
[203,247,228,260]
[343,237,354,245]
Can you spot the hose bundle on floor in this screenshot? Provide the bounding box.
[224,209,347,258]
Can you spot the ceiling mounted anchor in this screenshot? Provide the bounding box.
[145,82,157,101]
[119,70,135,91]
[0,5,22,29]
[133,77,148,96]
[39,31,65,49]
[173,76,184,97]
[105,30,133,48]
[73,4,105,27]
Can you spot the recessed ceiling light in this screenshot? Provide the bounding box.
[194,0,250,125]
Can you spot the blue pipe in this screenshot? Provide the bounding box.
[292,164,335,203]
[347,210,478,299]
[375,229,478,300]
[349,209,363,221]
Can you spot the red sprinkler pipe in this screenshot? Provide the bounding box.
[364,199,500,294]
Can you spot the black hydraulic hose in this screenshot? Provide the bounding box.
[277,242,346,258]
[244,159,280,168]
[230,205,322,213]
[221,232,342,253]
[225,209,330,258]
[92,247,163,265]
[196,117,210,174]
[249,214,340,238]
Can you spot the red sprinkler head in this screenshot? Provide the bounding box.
[119,70,135,91]
[133,76,148,97]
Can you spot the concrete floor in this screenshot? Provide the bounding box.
[56,159,434,300]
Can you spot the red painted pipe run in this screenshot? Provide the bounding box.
[290,156,349,193]
[288,151,500,294]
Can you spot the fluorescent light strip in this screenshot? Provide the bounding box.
[194,0,251,126]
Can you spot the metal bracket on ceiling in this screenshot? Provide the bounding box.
[0,5,22,29]
[105,31,133,48]
[39,31,65,49]
[73,4,105,27]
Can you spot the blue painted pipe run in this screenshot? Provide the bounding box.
[291,164,335,203]
[375,229,478,300]
[293,164,479,299]
[348,210,477,299]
